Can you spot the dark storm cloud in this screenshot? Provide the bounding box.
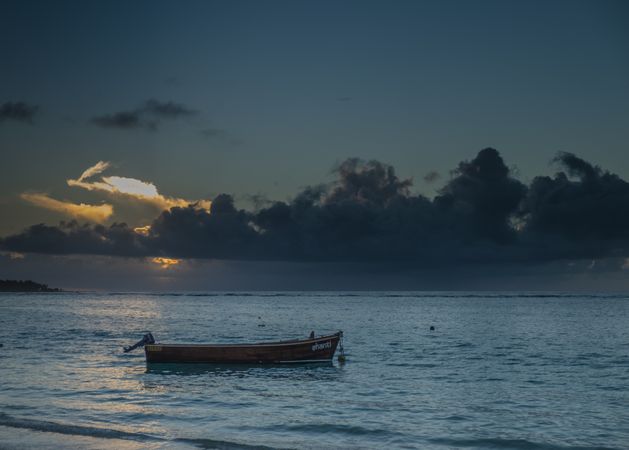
[5,148,629,267]
[435,148,527,244]
[147,194,260,259]
[91,99,197,130]
[0,101,38,124]
[521,152,629,243]
[1,221,147,256]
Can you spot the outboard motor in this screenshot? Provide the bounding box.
[124,332,155,353]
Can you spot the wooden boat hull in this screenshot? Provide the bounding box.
[145,332,342,364]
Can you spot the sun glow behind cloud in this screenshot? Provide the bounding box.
[133,225,151,236]
[151,257,181,268]
[66,161,211,211]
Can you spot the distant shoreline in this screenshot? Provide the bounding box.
[0,279,61,292]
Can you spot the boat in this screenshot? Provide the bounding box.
[124,331,345,364]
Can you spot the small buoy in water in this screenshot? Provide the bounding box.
[430,326,435,331]
[338,354,346,363]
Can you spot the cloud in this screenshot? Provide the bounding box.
[133,225,151,236]
[90,99,197,130]
[6,149,629,270]
[20,193,113,223]
[76,160,111,182]
[142,99,196,118]
[1,221,147,256]
[423,171,441,183]
[435,148,527,244]
[520,152,629,245]
[327,157,413,205]
[91,111,147,130]
[66,161,211,211]
[0,101,39,124]
[101,176,159,197]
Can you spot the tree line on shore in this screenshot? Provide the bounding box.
[0,279,61,292]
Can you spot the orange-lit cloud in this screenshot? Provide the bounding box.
[21,192,113,223]
[77,160,111,182]
[134,225,151,236]
[67,161,211,211]
[151,257,181,268]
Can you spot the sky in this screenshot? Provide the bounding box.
[1,0,628,290]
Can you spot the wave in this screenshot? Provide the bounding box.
[0,412,160,443]
[428,437,620,450]
[177,438,289,450]
[265,422,406,439]
[0,413,290,450]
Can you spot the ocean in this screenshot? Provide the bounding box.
[0,292,628,449]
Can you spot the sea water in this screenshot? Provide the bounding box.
[0,292,628,449]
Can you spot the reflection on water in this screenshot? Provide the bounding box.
[145,361,335,376]
[142,362,344,395]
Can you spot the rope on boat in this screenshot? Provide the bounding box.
[123,332,155,353]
